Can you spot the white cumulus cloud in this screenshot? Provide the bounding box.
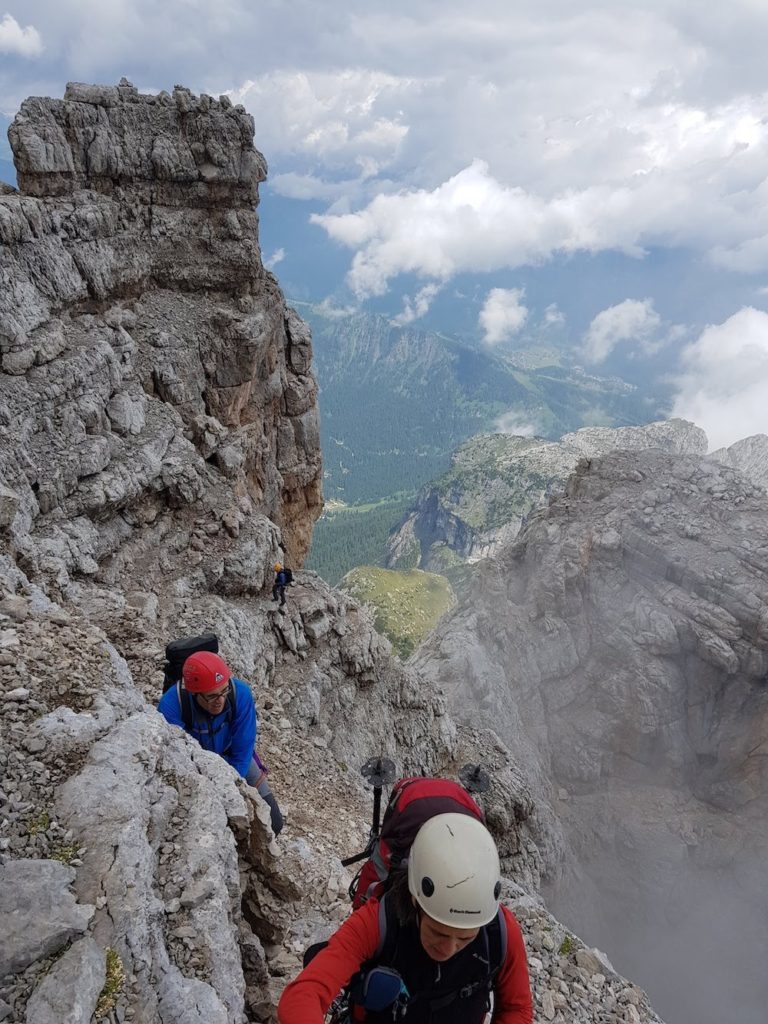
[0,13,43,57]
[229,70,414,171]
[479,288,528,345]
[9,2,768,324]
[306,86,768,294]
[312,146,768,299]
[671,307,768,450]
[311,160,608,298]
[582,299,661,363]
[391,283,442,326]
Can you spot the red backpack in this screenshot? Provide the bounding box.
[350,776,484,909]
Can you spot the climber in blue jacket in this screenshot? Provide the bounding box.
[273,562,289,606]
[158,650,283,833]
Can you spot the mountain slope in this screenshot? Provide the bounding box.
[301,304,667,504]
[339,566,456,658]
[411,448,768,1024]
[388,418,707,571]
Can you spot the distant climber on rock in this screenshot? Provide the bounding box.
[278,813,532,1024]
[272,562,292,607]
[158,650,284,835]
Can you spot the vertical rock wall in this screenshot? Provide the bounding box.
[0,79,321,588]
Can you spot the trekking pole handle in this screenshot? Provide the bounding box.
[459,762,491,794]
[360,756,397,790]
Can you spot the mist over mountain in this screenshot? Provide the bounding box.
[412,449,768,1024]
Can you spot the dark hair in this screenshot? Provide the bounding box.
[389,869,418,929]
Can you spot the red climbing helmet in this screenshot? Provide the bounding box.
[182,651,232,693]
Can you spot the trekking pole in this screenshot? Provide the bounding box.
[341,756,397,867]
[459,763,491,794]
[362,756,397,837]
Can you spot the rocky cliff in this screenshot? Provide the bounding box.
[1,78,321,578]
[0,83,671,1024]
[387,419,707,574]
[412,449,768,1024]
[711,433,768,492]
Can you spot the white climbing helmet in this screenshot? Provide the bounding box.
[407,813,501,928]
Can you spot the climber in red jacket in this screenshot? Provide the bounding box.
[278,813,533,1024]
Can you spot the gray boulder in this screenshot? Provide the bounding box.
[0,860,94,976]
[24,937,106,1024]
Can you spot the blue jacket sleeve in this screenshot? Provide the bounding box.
[158,686,185,730]
[225,680,257,777]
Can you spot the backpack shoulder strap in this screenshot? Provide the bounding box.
[487,906,508,977]
[227,679,238,721]
[374,891,399,962]
[177,682,195,732]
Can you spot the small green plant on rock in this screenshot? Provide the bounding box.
[26,810,50,835]
[558,934,574,956]
[50,842,78,864]
[95,948,125,1019]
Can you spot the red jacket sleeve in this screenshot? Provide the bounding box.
[493,906,533,1024]
[278,900,381,1024]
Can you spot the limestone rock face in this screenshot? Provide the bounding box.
[387,419,707,573]
[0,80,321,580]
[711,433,768,492]
[10,81,266,203]
[558,418,707,458]
[412,449,768,1022]
[0,557,547,1023]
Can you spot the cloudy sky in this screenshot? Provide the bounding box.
[2,1,768,446]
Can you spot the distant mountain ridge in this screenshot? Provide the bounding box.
[387,418,708,572]
[299,303,667,504]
